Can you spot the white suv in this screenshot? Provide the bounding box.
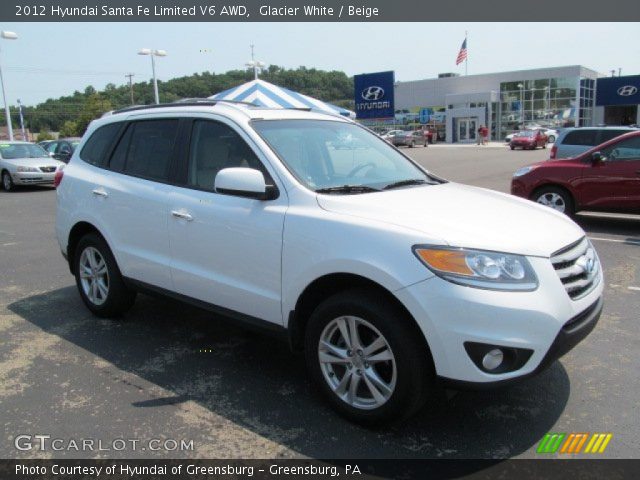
[56,101,603,425]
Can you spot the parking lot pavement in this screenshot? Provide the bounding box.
[1,147,638,459]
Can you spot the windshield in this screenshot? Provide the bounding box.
[518,131,536,137]
[0,143,50,159]
[253,120,435,192]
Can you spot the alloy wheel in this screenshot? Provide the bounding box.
[536,192,566,212]
[318,316,397,410]
[78,246,110,306]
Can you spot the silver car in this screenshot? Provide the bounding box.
[551,126,638,159]
[0,142,66,191]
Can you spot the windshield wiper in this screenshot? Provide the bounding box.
[383,179,429,190]
[315,185,380,194]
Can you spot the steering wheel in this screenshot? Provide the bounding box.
[347,162,376,177]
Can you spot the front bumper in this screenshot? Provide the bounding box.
[394,255,604,385]
[12,171,56,186]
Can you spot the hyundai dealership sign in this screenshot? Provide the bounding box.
[354,71,395,119]
[596,75,640,106]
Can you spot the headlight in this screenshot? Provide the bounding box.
[513,166,536,177]
[413,246,538,291]
[16,166,39,172]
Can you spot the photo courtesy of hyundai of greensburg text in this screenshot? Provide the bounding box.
[0,1,639,479]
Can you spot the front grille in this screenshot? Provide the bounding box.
[39,166,57,173]
[551,237,600,300]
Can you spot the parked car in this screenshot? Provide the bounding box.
[380,129,404,142]
[511,130,640,215]
[1,142,66,191]
[56,101,603,425]
[550,126,638,159]
[510,129,548,150]
[390,130,428,147]
[507,128,559,144]
[43,137,82,163]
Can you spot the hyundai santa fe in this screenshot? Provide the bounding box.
[56,101,603,425]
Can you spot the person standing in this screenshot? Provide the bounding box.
[481,125,489,145]
[477,125,483,145]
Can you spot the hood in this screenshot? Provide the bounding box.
[316,182,584,258]
[2,157,65,168]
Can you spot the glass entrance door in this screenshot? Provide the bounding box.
[456,118,478,142]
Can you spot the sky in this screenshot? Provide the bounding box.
[1,22,639,106]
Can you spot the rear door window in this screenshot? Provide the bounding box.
[562,130,598,146]
[598,130,629,144]
[116,120,179,182]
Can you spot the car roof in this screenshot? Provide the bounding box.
[100,100,351,126]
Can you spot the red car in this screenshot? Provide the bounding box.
[510,129,548,150]
[511,130,640,215]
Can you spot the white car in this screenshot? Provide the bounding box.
[55,101,603,425]
[1,142,65,191]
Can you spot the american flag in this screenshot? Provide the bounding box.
[456,38,467,65]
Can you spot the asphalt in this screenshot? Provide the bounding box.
[1,145,638,459]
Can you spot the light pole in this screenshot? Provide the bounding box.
[245,44,264,80]
[17,98,25,141]
[138,48,167,104]
[0,31,18,141]
[517,83,524,129]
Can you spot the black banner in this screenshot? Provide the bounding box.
[2,0,640,22]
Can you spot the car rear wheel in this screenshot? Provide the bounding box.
[548,135,555,143]
[2,171,14,192]
[510,145,515,150]
[533,186,575,215]
[304,289,436,426]
[74,233,136,318]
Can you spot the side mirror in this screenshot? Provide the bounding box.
[214,167,277,200]
[591,151,604,164]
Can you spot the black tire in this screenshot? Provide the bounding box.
[543,142,547,149]
[304,289,437,426]
[73,233,136,318]
[532,186,575,216]
[2,170,14,192]
[409,141,415,148]
[510,145,515,150]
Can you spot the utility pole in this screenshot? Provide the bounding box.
[125,73,135,105]
[17,98,25,141]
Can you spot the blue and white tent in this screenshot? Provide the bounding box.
[209,79,355,119]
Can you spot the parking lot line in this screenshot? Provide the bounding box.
[629,286,640,292]
[589,236,640,246]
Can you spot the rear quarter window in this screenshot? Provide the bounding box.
[598,130,630,143]
[80,123,123,167]
[562,130,598,146]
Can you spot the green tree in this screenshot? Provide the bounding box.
[36,130,54,141]
[59,120,79,137]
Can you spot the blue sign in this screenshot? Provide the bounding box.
[354,71,395,120]
[596,75,640,106]
[419,108,432,124]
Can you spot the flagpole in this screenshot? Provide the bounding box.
[465,31,468,76]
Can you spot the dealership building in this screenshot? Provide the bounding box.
[378,66,640,143]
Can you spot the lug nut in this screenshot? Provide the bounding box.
[364,362,370,368]
[357,349,363,356]
[347,349,353,357]
[356,369,362,375]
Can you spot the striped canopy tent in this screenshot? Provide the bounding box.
[209,79,355,119]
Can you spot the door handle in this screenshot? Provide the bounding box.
[171,210,193,221]
[92,188,108,198]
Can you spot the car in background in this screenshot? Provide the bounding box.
[510,129,548,150]
[390,130,428,148]
[381,129,405,142]
[511,130,640,215]
[0,142,66,191]
[550,126,638,159]
[540,128,559,143]
[42,137,82,163]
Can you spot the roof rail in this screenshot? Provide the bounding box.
[112,98,254,115]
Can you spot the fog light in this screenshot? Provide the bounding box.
[482,349,504,371]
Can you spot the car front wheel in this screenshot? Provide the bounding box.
[74,233,136,318]
[305,289,436,426]
[2,171,14,192]
[533,186,575,215]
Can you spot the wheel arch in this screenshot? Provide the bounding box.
[66,221,108,274]
[287,273,432,359]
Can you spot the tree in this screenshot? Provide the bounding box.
[59,121,79,137]
[76,93,113,135]
[36,130,54,141]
